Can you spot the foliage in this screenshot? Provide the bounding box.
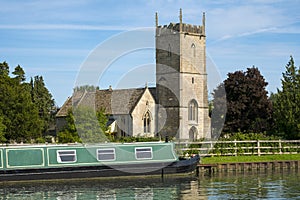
[212,67,273,135]
[272,56,300,139]
[201,154,300,164]
[30,76,55,132]
[74,106,108,143]
[58,107,161,143]
[57,109,81,143]
[0,115,7,143]
[58,107,109,143]
[0,62,9,77]
[182,133,283,156]
[12,65,26,83]
[111,136,160,143]
[74,85,99,92]
[210,83,227,138]
[96,108,109,134]
[0,61,55,143]
[220,132,281,141]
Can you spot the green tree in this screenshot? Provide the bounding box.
[12,65,26,83]
[57,110,81,143]
[30,76,55,132]
[58,107,108,143]
[74,85,99,92]
[8,79,42,142]
[74,106,107,143]
[211,83,227,138]
[272,56,300,139]
[0,75,42,142]
[0,61,9,78]
[96,108,108,134]
[0,62,50,142]
[0,115,7,143]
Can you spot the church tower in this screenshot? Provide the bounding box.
[155,9,211,140]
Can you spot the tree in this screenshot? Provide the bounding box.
[272,56,300,139]
[210,83,227,138]
[96,108,109,135]
[57,110,81,143]
[0,62,54,143]
[0,61,9,78]
[0,73,42,142]
[58,107,108,143]
[74,85,99,92]
[243,67,273,132]
[12,65,26,83]
[6,79,42,142]
[213,67,272,134]
[0,115,7,143]
[30,76,55,132]
[74,106,107,143]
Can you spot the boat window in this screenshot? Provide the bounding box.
[57,150,77,163]
[135,147,152,160]
[97,148,115,161]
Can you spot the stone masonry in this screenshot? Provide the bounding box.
[156,9,211,140]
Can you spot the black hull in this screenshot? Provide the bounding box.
[0,155,199,182]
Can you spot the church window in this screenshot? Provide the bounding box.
[189,126,198,141]
[192,77,194,84]
[121,129,126,137]
[167,44,171,57]
[188,100,198,121]
[191,43,196,57]
[120,117,126,137]
[143,111,151,133]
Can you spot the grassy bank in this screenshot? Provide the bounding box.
[201,154,300,164]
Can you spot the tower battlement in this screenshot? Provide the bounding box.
[156,9,205,36]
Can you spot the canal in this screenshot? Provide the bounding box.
[0,169,299,199]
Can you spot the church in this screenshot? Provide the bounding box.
[56,10,211,141]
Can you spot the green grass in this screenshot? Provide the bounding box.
[201,154,300,164]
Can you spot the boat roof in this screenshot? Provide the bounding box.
[0,141,172,149]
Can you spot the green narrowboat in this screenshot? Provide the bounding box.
[0,142,199,181]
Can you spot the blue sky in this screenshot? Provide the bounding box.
[1,0,300,106]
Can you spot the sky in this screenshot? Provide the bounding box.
[0,0,300,106]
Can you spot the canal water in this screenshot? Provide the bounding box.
[0,169,299,199]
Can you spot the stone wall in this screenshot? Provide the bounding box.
[131,88,156,137]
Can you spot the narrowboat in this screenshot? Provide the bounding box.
[0,142,199,181]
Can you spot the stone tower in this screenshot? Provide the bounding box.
[155,9,211,140]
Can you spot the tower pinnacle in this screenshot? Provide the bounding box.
[202,12,205,34]
[179,8,182,32]
[155,12,158,27]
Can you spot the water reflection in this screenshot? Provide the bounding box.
[199,169,300,199]
[0,169,299,199]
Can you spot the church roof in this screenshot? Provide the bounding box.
[56,87,156,117]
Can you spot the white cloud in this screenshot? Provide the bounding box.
[206,3,296,41]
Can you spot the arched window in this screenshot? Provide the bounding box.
[189,126,198,141]
[188,100,198,121]
[191,43,196,57]
[143,111,151,133]
[167,44,171,57]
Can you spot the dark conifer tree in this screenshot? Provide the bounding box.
[31,76,55,132]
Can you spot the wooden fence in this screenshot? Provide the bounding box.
[175,140,300,157]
